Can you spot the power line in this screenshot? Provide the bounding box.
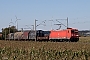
[69,21,90,25]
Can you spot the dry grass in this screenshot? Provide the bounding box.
[0,37,90,60]
[0,37,90,50]
[79,37,90,42]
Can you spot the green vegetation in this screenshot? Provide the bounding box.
[2,26,17,39]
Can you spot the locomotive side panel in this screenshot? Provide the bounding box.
[49,30,71,40]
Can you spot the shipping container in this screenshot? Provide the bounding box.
[22,31,29,40]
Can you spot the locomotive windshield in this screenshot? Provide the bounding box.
[71,30,74,33]
[71,29,79,37]
[71,30,78,33]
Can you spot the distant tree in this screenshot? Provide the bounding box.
[79,30,90,37]
[2,26,18,39]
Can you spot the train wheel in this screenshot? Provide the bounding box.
[70,38,79,42]
[70,38,74,42]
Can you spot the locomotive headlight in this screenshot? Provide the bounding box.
[76,35,79,36]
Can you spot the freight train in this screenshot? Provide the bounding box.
[7,28,79,42]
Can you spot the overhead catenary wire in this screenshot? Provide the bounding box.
[25,25,32,30]
[54,24,62,30]
[55,17,68,28]
[69,17,90,25]
[56,19,67,27]
[69,21,90,25]
[36,20,46,27]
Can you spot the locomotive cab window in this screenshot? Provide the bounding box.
[75,30,78,33]
[71,30,74,33]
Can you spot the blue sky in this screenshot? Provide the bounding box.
[0,0,90,31]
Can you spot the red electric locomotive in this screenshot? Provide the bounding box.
[49,28,79,42]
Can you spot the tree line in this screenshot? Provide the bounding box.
[0,26,18,40]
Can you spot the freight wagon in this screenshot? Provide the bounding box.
[7,30,49,41]
[7,32,23,40]
[29,30,50,41]
[22,31,30,40]
[36,31,50,41]
[8,33,14,40]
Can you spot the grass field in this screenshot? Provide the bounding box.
[0,37,90,60]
